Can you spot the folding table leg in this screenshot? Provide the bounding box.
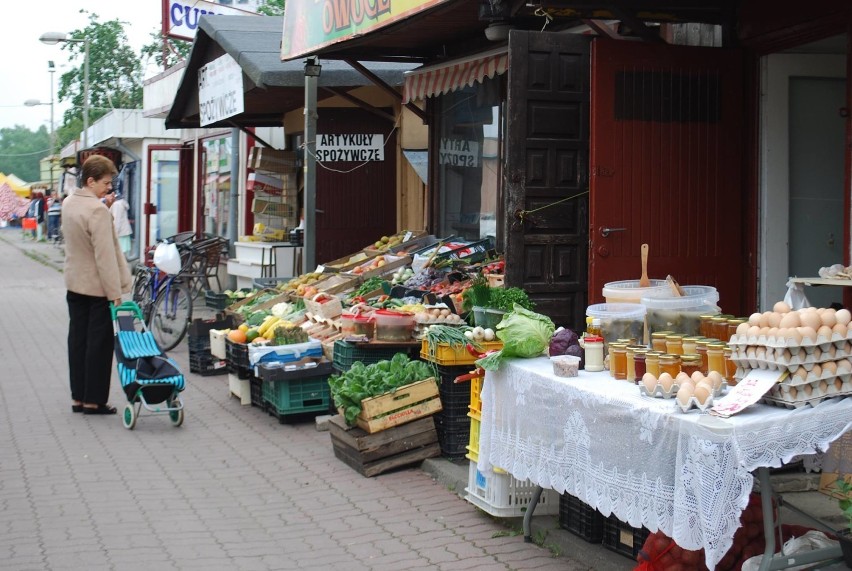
[523,486,544,542]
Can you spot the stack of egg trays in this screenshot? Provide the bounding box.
[728,334,852,408]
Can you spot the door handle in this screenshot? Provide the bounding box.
[600,227,626,237]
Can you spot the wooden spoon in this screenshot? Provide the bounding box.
[639,244,650,288]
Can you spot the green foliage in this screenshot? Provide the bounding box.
[327,353,434,425]
[0,126,51,182]
[257,0,286,16]
[836,478,852,532]
[141,32,192,70]
[489,287,534,312]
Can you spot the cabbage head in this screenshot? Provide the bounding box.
[476,304,555,371]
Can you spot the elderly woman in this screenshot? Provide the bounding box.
[62,155,131,415]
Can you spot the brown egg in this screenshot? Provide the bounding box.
[800,312,821,331]
[676,372,691,385]
[822,361,837,376]
[748,312,762,326]
[793,367,808,382]
[798,326,817,344]
[821,309,837,328]
[748,325,762,340]
[788,386,799,399]
[779,312,800,329]
[837,359,852,374]
[835,309,851,326]
[677,384,694,407]
[811,364,822,378]
[835,378,844,391]
[817,325,833,341]
[642,373,658,393]
[767,313,782,328]
[818,380,829,394]
[694,385,712,405]
[736,322,750,337]
[832,323,848,338]
[787,329,803,346]
[691,371,705,383]
[801,383,813,397]
[774,301,791,313]
[826,344,837,359]
[707,370,724,389]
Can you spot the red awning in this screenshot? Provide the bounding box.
[403,47,509,103]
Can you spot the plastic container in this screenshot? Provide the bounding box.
[473,306,506,330]
[602,279,670,304]
[551,355,581,377]
[585,303,646,345]
[373,309,415,342]
[642,285,720,337]
[465,461,559,518]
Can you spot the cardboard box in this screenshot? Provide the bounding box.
[250,148,299,172]
[246,171,298,195]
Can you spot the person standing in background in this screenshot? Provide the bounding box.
[109,193,132,256]
[62,155,131,415]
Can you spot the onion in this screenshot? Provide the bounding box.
[483,328,495,341]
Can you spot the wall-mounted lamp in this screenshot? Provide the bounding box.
[304,58,322,77]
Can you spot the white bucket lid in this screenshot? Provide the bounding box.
[602,279,671,298]
[641,285,719,309]
[586,302,647,319]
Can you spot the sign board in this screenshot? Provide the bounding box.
[439,138,480,168]
[281,0,450,60]
[198,54,245,126]
[163,0,257,42]
[316,134,385,162]
[709,368,782,418]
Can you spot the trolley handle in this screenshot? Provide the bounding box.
[111,300,145,321]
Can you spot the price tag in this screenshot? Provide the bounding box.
[403,231,413,242]
[710,369,787,418]
[315,265,325,273]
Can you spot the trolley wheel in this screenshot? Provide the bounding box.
[169,406,184,427]
[122,403,137,430]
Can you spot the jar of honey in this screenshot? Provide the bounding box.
[708,317,726,341]
[665,334,685,355]
[723,346,737,385]
[609,343,628,380]
[695,339,710,374]
[682,336,701,355]
[651,331,672,353]
[658,353,681,377]
[626,345,639,382]
[707,343,726,376]
[645,351,662,377]
[633,349,649,381]
[699,314,718,338]
[681,354,702,377]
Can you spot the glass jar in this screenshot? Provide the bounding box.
[665,334,685,355]
[609,343,628,380]
[681,336,701,355]
[617,338,637,346]
[651,331,672,353]
[699,314,718,338]
[723,346,737,385]
[681,354,702,377]
[710,317,728,341]
[633,349,648,381]
[726,319,746,342]
[658,353,681,377]
[695,340,710,374]
[645,351,662,378]
[626,346,638,382]
[707,343,726,376]
[583,336,605,372]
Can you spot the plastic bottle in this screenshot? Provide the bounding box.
[583,335,605,372]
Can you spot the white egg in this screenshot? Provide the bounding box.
[642,373,658,393]
[659,372,674,392]
[694,385,711,405]
[821,309,837,328]
[773,301,791,313]
[835,309,851,326]
[677,384,694,407]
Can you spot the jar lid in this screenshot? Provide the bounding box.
[665,334,685,340]
[645,351,663,357]
[608,342,628,349]
[708,342,727,349]
[616,338,636,344]
[681,354,702,363]
[683,336,702,341]
[651,331,673,338]
[374,309,413,317]
[711,316,728,322]
[659,353,680,361]
[727,318,747,324]
[699,314,719,320]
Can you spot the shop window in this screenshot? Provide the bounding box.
[434,76,503,242]
[201,136,231,238]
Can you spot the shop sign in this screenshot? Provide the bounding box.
[164,0,257,42]
[198,54,244,127]
[439,138,479,168]
[281,0,450,60]
[316,134,385,162]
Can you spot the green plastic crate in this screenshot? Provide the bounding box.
[262,374,331,415]
[332,340,415,372]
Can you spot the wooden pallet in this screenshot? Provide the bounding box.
[328,414,440,477]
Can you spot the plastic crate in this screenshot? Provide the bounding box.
[252,276,294,290]
[435,425,469,458]
[466,412,481,462]
[602,515,650,560]
[249,376,264,408]
[262,373,331,417]
[332,340,413,372]
[226,338,250,370]
[189,349,227,376]
[465,461,559,518]
[420,340,503,365]
[227,362,253,380]
[559,493,605,543]
[205,291,231,310]
[469,374,484,415]
[189,314,234,337]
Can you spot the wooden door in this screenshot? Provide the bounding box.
[315,108,397,264]
[589,40,746,314]
[505,31,591,331]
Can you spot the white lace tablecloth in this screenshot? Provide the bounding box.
[477,357,852,570]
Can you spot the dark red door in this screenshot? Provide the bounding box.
[589,40,746,314]
[315,108,397,263]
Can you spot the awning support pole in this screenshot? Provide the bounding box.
[343,59,428,123]
[304,58,319,272]
[229,121,278,150]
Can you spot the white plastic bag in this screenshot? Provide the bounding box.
[783,278,812,310]
[741,530,839,571]
[153,242,182,275]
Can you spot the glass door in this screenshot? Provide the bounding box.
[145,146,181,253]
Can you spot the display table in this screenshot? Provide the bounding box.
[227,242,302,289]
[787,277,852,287]
[478,357,852,569]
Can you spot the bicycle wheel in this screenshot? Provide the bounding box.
[131,267,154,321]
[149,281,192,351]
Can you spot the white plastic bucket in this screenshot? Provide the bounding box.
[602,279,670,304]
[641,285,720,336]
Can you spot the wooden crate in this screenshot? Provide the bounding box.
[328,414,440,477]
[356,377,442,433]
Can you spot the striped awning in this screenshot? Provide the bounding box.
[403,47,509,104]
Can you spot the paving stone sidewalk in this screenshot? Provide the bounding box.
[0,230,615,571]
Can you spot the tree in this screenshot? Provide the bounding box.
[55,11,143,149]
[258,0,285,16]
[0,126,51,182]
[141,33,192,71]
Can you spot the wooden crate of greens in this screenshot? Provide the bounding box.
[355,377,442,433]
[328,414,440,477]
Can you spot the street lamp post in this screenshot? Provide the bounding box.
[39,31,89,149]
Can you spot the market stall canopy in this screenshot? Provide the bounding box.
[0,173,30,198]
[280,0,738,63]
[166,15,419,130]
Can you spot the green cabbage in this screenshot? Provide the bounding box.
[476,304,555,371]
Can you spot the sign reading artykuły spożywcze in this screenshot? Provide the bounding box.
[198,54,244,126]
[315,134,385,162]
[164,0,257,42]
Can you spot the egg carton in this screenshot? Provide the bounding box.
[639,382,724,400]
[730,343,851,366]
[736,362,852,385]
[773,374,852,397]
[728,330,852,352]
[676,393,715,413]
[759,389,851,409]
